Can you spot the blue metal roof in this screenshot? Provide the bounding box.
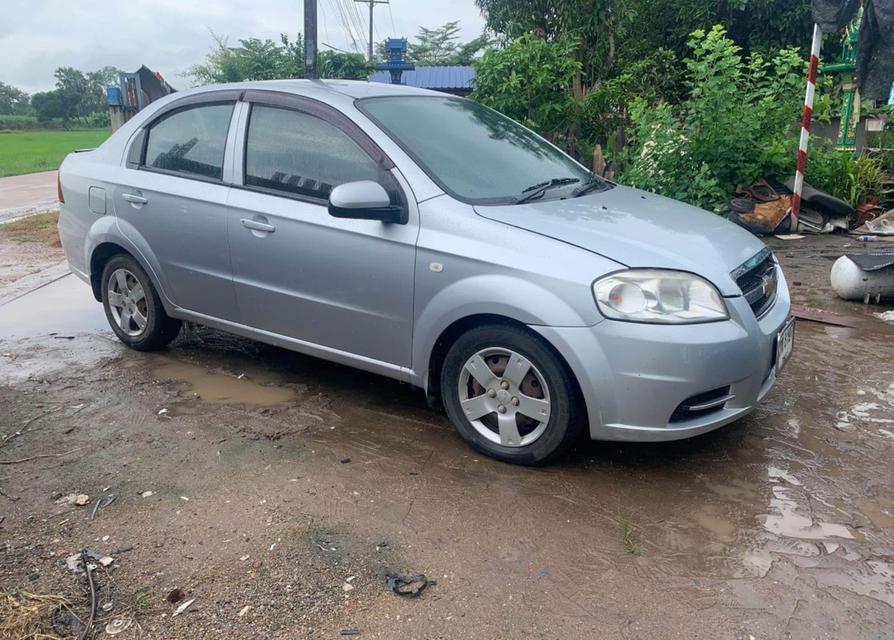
[368,66,476,91]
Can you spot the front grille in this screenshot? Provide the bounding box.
[732,248,777,318]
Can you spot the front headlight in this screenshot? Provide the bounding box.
[593,270,728,324]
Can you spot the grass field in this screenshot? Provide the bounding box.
[0,129,111,178]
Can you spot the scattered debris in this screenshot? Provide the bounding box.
[79,550,98,640]
[104,617,133,635]
[166,588,186,604]
[90,494,117,521]
[140,490,154,498]
[0,590,72,639]
[342,582,355,592]
[158,408,169,416]
[74,494,90,507]
[237,605,252,617]
[340,458,352,464]
[790,304,860,327]
[775,233,805,240]
[66,550,114,572]
[854,209,894,236]
[876,310,894,324]
[0,446,87,465]
[385,572,430,598]
[171,598,195,617]
[340,629,362,636]
[729,181,792,235]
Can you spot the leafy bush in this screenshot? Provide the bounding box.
[805,148,887,207]
[472,35,582,146]
[0,115,41,130]
[580,48,685,153]
[0,113,108,132]
[621,26,828,212]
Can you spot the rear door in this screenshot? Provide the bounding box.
[226,93,418,367]
[113,96,239,320]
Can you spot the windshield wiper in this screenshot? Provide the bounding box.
[515,177,580,204]
[572,175,611,198]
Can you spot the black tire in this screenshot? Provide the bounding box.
[101,254,181,351]
[440,324,583,465]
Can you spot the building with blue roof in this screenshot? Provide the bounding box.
[368,66,476,96]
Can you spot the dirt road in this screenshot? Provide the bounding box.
[1,234,893,639]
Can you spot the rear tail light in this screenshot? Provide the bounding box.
[57,173,64,203]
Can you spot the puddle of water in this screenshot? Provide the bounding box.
[154,361,297,407]
[0,274,108,338]
[762,485,856,540]
[855,497,894,529]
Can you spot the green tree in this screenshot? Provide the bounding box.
[188,33,372,84]
[475,0,618,82]
[319,50,374,79]
[0,81,30,115]
[408,21,491,65]
[188,33,303,84]
[471,35,583,150]
[615,0,815,69]
[30,90,65,121]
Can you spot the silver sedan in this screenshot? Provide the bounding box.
[57,80,793,464]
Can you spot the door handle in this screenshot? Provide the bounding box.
[240,218,276,233]
[122,192,148,205]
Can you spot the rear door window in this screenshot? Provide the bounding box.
[244,105,380,201]
[143,103,234,180]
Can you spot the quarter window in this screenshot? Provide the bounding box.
[245,105,380,200]
[144,103,234,180]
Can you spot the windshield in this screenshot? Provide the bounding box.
[358,96,599,205]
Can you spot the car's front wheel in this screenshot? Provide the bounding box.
[441,325,582,465]
[101,255,181,351]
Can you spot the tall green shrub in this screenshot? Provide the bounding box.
[471,35,582,147]
[622,25,826,212]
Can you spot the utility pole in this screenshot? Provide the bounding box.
[304,0,318,79]
[354,0,389,62]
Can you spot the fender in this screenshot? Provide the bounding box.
[85,215,176,314]
[410,273,600,386]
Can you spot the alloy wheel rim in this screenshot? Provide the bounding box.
[458,347,551,447]
[107,268,148,337]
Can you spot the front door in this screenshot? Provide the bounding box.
[226,100,417,367]
[113,101,237,320]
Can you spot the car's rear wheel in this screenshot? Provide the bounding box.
[441,325,582,465]
[101,255,181,351]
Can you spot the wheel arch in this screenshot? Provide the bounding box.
[423,314,588,428]
[88,242,169,313]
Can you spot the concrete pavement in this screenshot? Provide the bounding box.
[0,170,59,222]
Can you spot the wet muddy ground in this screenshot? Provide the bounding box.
[1,233,893,639]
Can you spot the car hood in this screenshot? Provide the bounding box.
[474,185,767,296]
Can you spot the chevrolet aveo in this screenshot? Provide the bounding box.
[57,80,794,465]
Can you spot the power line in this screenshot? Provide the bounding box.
[330,0,362,54]
[353,0,389,62]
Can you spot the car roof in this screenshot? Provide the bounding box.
[175,79,443,102]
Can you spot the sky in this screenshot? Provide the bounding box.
[0,0,486,95]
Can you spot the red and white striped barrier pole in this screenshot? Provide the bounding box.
[791,24,823,223]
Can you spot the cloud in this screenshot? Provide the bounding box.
[0,0,485,94]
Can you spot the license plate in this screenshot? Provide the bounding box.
[776,317,795,375]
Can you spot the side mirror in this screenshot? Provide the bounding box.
[328,181,407,224]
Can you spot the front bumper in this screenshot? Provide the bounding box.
[532,269,791,442]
